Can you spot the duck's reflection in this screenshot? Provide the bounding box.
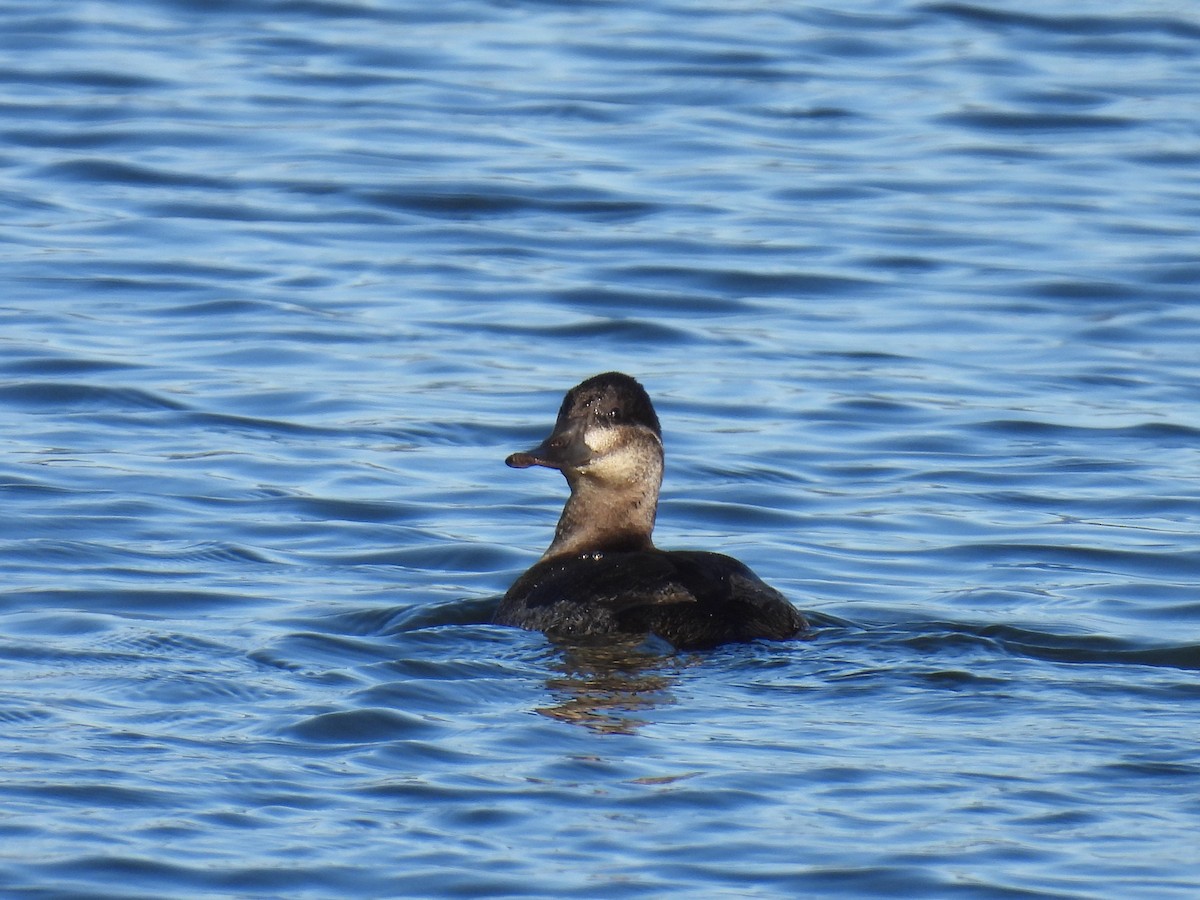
[536,638,693,734]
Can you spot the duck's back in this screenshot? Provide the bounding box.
[496,549,805,650]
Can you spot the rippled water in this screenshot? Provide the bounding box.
[3,0,1199,896]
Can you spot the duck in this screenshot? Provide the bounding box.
[494,372,806,650]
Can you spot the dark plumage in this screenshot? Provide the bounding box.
[494,372,806,650]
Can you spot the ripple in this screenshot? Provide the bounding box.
[381,596,501,633]
[8,782,184,809]
[0,356,145,376]
[601,264,879,298]
[4,588,264,616]
[896,621,1200,672]
[0,382,187,412]
[923,3,1200,40]
[938,110,1135,133]
[474,316,695,345]
[37,158,229,189]
[550,286,749,315]
[359,184,660,223]
[0,67,170,91]
[285,706,442,744]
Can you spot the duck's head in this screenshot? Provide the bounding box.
[507,372,662,486]
[507,373,664,557]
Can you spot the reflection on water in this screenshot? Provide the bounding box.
[538,639,691,734]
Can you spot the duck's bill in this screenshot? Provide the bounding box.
[506,424,592,470]
[505,447,546,468]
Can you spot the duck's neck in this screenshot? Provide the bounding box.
[542,472,661,560]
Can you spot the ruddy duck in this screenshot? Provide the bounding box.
[494,372,806,650]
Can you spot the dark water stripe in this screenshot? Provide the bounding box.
[472,317,696,344]
[900,621,1200,671]
[14,855,395,898]
[0,589,267,617]
[6,782,185,809]
[139,199,395,224]
[12,539,276,567]
[0,357,146,376]
[0,125,244,150]
[284,707,440,743]
[184,410,394,440]
[0,382,187,411]
[358,187,660,222]
[930,543,1200,579]
[971,419,1200,442]
[36,159,230,189]
[937,111,1135,133]
[599,264,880,297]
[923,3,1200,39]
[549,286,750,314]
[0,67,170,90]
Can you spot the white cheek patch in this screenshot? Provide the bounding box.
[582,425,662,481]
[583,424,622,455]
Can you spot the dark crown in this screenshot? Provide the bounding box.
[556,372,661,436]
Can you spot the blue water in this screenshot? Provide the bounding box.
[3,0,1199,896]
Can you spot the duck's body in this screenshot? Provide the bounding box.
[494,372,805,650]
[502,549,802,650]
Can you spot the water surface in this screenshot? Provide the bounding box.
[2,0,1199,896]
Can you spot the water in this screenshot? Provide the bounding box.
[2,0,1199,896]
